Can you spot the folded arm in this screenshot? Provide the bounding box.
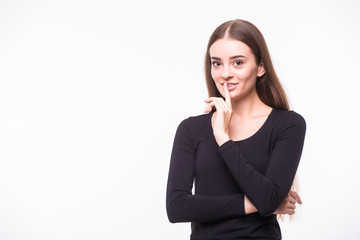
[218,112,306,217]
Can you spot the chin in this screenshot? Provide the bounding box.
[230,89,249,100]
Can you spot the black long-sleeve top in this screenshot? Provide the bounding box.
[166,108,306,240]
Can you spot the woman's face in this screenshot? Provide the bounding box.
[209,38,265,101]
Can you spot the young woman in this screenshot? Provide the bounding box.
[166,19,306,240]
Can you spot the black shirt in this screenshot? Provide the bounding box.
[166,108,306,240]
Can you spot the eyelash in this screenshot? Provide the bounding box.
[234,60,243,66]
[211,60,243,67]
[212,61,221,67]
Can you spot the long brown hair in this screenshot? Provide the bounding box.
[205,19,299,220]
[205,19,290,111]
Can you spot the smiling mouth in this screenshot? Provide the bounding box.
[220,82,238,91]
[221,83,238,87]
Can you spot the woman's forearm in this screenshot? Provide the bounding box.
[245,191,302,215]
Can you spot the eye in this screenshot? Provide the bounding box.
[233,60,243,66]
[212,61,221,67]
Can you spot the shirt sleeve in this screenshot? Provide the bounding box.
[218,111,306,217]
[166,118,245,223]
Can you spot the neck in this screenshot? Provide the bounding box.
[231,89,270,119]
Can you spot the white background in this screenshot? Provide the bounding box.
[0,0,359,239]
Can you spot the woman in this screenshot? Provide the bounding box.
[166,19,306,240]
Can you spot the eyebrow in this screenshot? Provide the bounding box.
[210,55,247,60]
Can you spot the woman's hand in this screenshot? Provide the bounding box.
[245,191,302,215]
[274,190,302,215]
[204,82,232,146]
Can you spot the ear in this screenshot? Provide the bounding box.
[257,62,265,77]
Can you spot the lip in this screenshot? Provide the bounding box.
[221,82,238,91]
[221,82,238,85]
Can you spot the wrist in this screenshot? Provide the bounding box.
[214,133,230,146]
[244,195,258,214]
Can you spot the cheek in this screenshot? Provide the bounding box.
[211,69,220,82]
[235,68,257,81]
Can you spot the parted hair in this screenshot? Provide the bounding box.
[205,19,290,111]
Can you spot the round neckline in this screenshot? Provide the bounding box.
[209,108,275,143]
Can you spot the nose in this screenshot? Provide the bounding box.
[221,65,234,80]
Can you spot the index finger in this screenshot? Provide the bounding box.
[223,82,232,108]
[289,191,302,204]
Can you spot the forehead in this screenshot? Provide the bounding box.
[209,38,252,58]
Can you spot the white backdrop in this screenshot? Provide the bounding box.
[0,0,359,239]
